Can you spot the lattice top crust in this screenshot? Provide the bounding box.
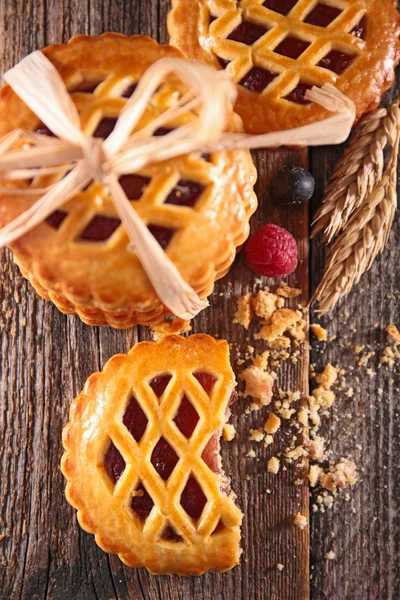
[0,34,256,325]
[168,0,400,133]
[61,334,242,575]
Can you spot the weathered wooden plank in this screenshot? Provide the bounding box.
[0,2,311,599]
[309,77,400,600]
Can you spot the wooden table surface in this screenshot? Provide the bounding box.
[0,2,399,599]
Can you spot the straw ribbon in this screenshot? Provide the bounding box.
[0,50,356,319]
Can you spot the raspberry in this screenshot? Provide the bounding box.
[245,224,298,277]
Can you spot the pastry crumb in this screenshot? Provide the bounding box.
[386,324,400,342]
[276,563,284,571]
[268,456,280,474]
[249,428,264,442]
[325,551,336,560]
[315,364,337,389]
[247,449,256,458]
[264,412,281,434]
[241,354,275,409]
[294,513,308,530]
[319,459,358,492]
[251,290,282,320]
[310,323,327,342]
[233,293,253,329]
[276,282,302,298]
[223,424,236,441]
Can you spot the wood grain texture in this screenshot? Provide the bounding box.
[0,1,397,599]
[309,77,400,600]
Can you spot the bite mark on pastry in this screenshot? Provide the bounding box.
[61,334,242,574]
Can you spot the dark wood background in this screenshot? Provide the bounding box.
[0,1,399,599]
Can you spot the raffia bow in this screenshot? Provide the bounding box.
[0,51,356,319]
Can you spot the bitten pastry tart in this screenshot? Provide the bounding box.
[61,334,242,575]
[0,34,257,328]
[168,0,400,133]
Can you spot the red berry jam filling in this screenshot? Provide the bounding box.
[104,442,126,485]
[79,215,121,241]
[212,519,226,534]
[304,3,342,27]
[151,437,179,480]
[131,482,154,520]
[161,524,184,542]
[174,395,200,438]
[227,21,269,45]
[201,434,220,473]
[284,82,314,105]
[275,36,311,60]
[36,123,56,137]
[46,210,68,230]
[121,83,138,99]
[74,81,102,94]
[149,374,172,398]
[217,56,231,69]
[119,174,151,200]
[318,49,355,75]
[239,67,278,92]
[165,179,204,208]
[123,396,148,443]
[147,225,176,250]
[262,0,298,15]
[180,475,207,520]
[153,127,173,137]
[194,371,217,395]
[93,117,117,139]
[351,16,367,39]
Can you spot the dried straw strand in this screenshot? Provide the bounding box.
[312,101,400,314]
[311,105,399,243]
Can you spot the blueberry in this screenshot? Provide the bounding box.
[271,165,315,205]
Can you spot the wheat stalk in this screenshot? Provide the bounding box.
[311,105,399,243]
[312,101,400,314]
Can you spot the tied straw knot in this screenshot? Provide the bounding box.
[0,50,356,320]
[82,137,109,186]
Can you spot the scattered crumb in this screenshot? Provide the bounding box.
[252,290,283,320]
[233,293,253,329]
[309,465,324,487]
[310,323,327,342]
[276,282,302,298]
[255,308,301,342]
[268,456,280,474]
[223,424,236,441]
[386,324,400,342]
[150,319,191,340]
[319,459,358,492]
[264,412,281,434]
[325,551,336,561]
[294,513,308,530]
[306,435,325,461]
[249,428,264,442]
[247,449,256,458]
[315,364,338,389]
[276,563,284,571]
[241,354,275,409]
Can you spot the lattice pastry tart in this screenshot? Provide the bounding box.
[61,334,242,575]
[168,0,400,133]
[0,34,257,328]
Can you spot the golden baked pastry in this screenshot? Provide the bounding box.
[61,334,242,575]
[168,0,400,133]
[0,34,257,328]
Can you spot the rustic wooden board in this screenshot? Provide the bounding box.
[308,77,400,600]
[0,1,398,600]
